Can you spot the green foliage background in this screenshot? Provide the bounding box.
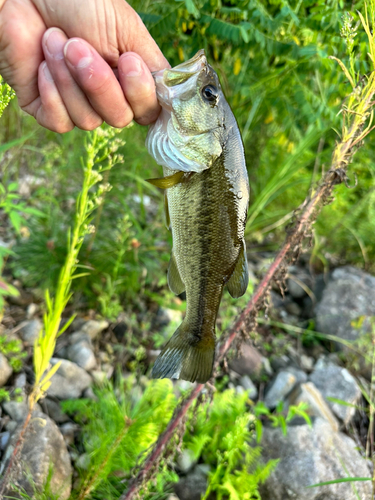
[1,0,374,319]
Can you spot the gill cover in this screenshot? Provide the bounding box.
[146,50,223,173]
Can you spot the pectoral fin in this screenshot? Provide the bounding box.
[227,240,249,298]
[168,251,185,295]
[147,171,185,189]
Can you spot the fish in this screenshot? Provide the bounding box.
[145,49,249,384]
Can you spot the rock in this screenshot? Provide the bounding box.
[315,266,375,347]
[67,341,96,371]
[285,367,307,385]
[5,421,17,433]
[155,307,183,328]
[2,401,42,422]
[261,356,273,376]
[19,318,43,344]
[264,371,298,408]
[47,358,92,399]
[260,418,372,500]
[239,375,258,399]
[79,319,109,340]
[288,382,339,432]
[91,370,108,384]
[229,343,263,376]
[75,453,90,470]
[177,448,196,473]
[14,372,27,391]
[41,398,69,424]
[83,386,97,400]
[310,360,362,426]
[174,465,209,500]
[26,303,38,319]
[270,355,290,372]
[0,431,10,451]
[60,422,78,447]
[1,414,72,499]
[300,354,314,372]
[287,265,312,300]
[0,353,12,387]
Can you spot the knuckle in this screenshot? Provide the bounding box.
[106,109,133,129]
[78,114,103,131]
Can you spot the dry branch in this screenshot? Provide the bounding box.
[120,74,375,500]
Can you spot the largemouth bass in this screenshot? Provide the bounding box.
[146,50,249,383]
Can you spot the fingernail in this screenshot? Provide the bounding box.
[42,62,54,83]
[64,39,93,69]
[44,28,66,60]
[121,55,143,77]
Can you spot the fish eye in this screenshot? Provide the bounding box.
[201,85,218,103]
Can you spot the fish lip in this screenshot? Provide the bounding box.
[151,50,208,111]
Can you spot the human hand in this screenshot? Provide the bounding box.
[0,0,169,132]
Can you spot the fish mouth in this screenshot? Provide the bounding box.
[152,50,207,111]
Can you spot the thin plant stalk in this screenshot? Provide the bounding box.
[0,126,123,496]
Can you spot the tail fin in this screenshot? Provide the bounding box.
[151,321,215,383]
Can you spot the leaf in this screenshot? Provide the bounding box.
[308,477,371,488]
[185,0,200,19]
[328,56,355,89]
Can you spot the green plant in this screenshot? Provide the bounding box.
[0,334,26,371]
[184,389,278,500]
[61,376,178,499]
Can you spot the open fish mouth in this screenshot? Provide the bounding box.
[152,50,208,111]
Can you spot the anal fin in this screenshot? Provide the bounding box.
[227,239,249,298]
[168,251,185,295]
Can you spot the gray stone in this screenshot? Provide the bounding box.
[0,431,10,451]
[2,401,42,422]
[60,422,78,447]
[229,343,263,376]
[14,372,27,391]
[174,465,209,500]
[75,453,90,470]
[315,266,375,348]
[4,420,17,433]
[261,356,273,376]
[1,414,72,499]
[300,354,314,372]
[287,266,312,300]
[42,398,69,424]
[260,418,372,500]
[91,370,108,384]
[0,352,12,387]
[155,308,183,328]
[79,319,109,339]
[288,382,339,432]
[264,371,298,408]
[69,331,92,344]
[310,361,362,426]
[177,448,196,473]
[270,354,290,372]
[239,375,258,399]
[26,303,38,319]
[67,341,96,371]
[19,318,43,344]
[285,367,308,385]
[47,358,92,399]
